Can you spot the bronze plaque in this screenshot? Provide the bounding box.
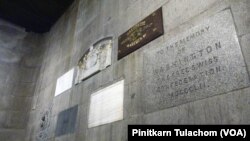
[118,8,164,60]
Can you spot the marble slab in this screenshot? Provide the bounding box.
[55,68,74,96]
[88,80,124,128]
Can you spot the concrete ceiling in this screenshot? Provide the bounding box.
[0,0,75,33]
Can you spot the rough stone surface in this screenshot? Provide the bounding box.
[240,33,250,71]
[230,0,250,36]
[0,19,42,141]
[143,10,250,113]
[0,0,249,141]
[25,0,250,140]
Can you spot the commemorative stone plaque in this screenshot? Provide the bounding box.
[143,10,250,113]
[55,68,74,96]
[88,80,124,128]
[75,38,112,84]
[55,105,78,137]
[118,8,164,60]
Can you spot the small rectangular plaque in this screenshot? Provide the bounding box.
[55,105,78,137]
[55,68,74,96]
[118,8,164,60]
[143,10,250,113]
[88,80,124,128]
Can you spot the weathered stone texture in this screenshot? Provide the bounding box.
[0,19,42,141]
[0,0,248,141]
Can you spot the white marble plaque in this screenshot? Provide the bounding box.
[88,80,124,128]
[55,68,74,96]
[75,38,112,84]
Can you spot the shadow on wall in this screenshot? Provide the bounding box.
[0,19,41,141]
[0,19,27,64]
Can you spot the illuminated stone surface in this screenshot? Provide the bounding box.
[143,10,250,113]
[88,80,124,128]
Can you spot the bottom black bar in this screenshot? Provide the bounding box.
[128,125,250,140]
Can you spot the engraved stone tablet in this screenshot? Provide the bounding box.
[88,80,124,128]
[55,68,74,96]
[143,10,250,113]
[118,8,164,60]
[55,105,78,137]
[75,38,112,84]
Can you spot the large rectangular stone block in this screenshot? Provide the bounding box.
[143,10,250,113]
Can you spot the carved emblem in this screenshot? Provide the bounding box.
[75,38,113,84]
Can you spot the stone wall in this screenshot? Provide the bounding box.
[25,0,250,141]
[0,20,43,141]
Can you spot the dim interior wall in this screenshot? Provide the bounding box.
[26,0,250,141]
[0,20,43,141]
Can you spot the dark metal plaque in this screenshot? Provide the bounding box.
[118,8,164,60]
[55,105,78,137]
